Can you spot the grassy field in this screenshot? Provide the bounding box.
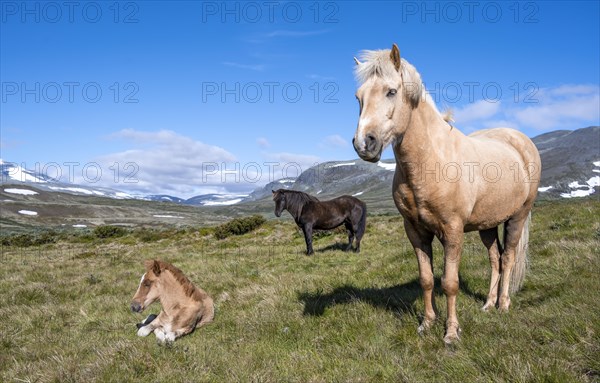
[0,198,598,382]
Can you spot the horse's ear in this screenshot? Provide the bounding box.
[144,259,161,275]
[152,260,161,276]
[390,44,401,71]
[353,56,362,66]
[272,189,275,194]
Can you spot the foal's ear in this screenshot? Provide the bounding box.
[272,190,275,194]
[144,259,161,275]
[390,43,401,71]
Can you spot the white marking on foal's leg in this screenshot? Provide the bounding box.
[154,328,166,343]
[165,332,176,342]
[137,325,153,337]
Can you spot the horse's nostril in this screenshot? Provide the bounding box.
[365,134,377,151]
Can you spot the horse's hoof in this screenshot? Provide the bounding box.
[481,301,496,312]
[443,329,461,344]
[498,297,511,312]
[137,325,153,337]
[417,319,434,336]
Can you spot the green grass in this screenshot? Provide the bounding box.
[0,198,598,382]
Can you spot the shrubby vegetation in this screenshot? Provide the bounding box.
[213,215,266,240]
[93,225,128,239]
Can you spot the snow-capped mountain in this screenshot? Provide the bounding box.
[1,159,138,199]
[2,126,598,208]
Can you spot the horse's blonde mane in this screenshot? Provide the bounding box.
[355,48,443,114]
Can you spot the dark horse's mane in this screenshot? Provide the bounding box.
[280,190,319,218]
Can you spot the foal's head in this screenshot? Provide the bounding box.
[272,189,286,217]
[130,259,162,313]
[352,43,424,162]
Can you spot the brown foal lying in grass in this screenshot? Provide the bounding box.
[130,259,214,343]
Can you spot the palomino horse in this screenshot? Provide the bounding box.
[131,259,214,343]
[272,189,367,255]
[352,44,540,343]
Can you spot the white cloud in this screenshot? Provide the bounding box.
[264,29,330,38]
[256,137,270,148]
[320,134,349,149]
[454,100,501,124]
[262,151,320,178]
[452,84,599,133]
[90,129,243,198]
[510,92,599,131]
[222,61,265,71]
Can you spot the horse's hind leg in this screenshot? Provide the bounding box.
[479,227,503,311]
[344,221,354,251]
[498,213,528,311]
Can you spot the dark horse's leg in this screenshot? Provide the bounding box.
[344,221,354,251]
[302,223,314,255]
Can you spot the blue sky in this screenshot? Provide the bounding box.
[1,1,599,197]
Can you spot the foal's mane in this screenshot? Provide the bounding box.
[354,48,440,112]
[156,260,203,300]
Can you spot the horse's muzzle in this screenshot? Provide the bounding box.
[130,302,143,313]
[353,137,382,163]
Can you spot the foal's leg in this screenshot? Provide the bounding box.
[302,224,314,255]
[441,228,464,344]
[404,219,436,334]
[137,310,165,337]
[498,214,528,311]
[479,227,502,311]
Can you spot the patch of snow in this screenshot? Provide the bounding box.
[72,224,87,228]
[153,215,184,219]
[4,188,38,196]
[352,191,364,196]
[537,186,553,192]
[567,181,587,189]
[377,161,396,171]
[316,190,322,194]
[587,176,600,187]
[49,186,93,195]
[329,162,355,168]
[560,188,595,198]
[18,210,38,216]
[114,192,134,199]
[3,163,47,183]
[593,161,600,167]
[278,179,295,184]
[202,198,244,206]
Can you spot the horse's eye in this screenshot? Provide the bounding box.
[144,281,152,287]
[387,89,397,97]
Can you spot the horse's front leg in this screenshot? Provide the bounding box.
[404,220,436,334]
[441,230,464,344]
[302,224,314,255]
[137,311,163,337]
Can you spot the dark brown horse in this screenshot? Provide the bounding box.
[272,189,367,255]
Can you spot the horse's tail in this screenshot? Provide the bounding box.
[356,201,367,240]
[508,211,531,294]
